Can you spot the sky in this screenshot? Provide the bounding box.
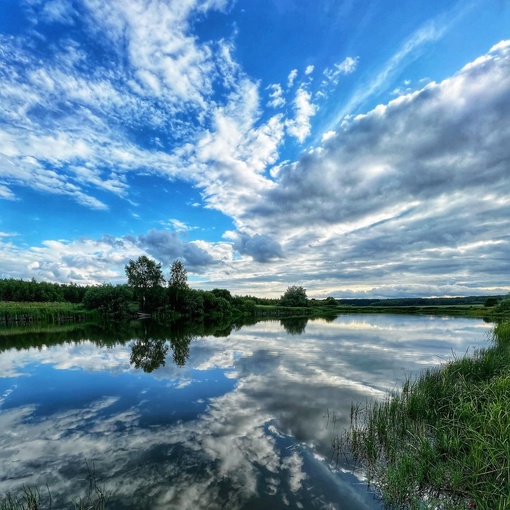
[0,0,509,298]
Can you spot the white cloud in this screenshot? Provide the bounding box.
[221,40,510,297]
[323,56,358,85]
[0,0,250,211]
[266,83,285,108]
[287,69,298,88]
[0,184,15,200]
[286,86,317,143]
[164,219,197,232]
[330,14,453,125]
[1,0,509,297]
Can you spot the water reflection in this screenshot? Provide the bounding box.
[0,315,492,509]
[280,316,309,335]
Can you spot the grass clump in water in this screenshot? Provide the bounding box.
[337,321,510,510]
[0,463,110,510]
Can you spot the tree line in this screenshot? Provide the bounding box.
[0,256,312,320]
[4,257,505,322]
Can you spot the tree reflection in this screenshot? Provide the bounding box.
[280,317,309,335]
[2,315,312,371]
[130,338,169,373]
[128,320,195,372]
[170,334,192,367]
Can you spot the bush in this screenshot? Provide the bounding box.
[279,286,309,307]
[484,296,499,307]
[495,298,510,315]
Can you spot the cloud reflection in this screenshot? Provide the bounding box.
[0,315,492,508]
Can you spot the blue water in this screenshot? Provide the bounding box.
[0,315,492,509]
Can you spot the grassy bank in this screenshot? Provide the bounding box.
[337,321,510,509]
[0,301,94,325]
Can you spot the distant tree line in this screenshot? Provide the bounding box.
[0,278,87,303]
[3,259,506,321]
[335,296,506,307]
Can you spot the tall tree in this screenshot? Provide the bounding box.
[167,260,189,312]
[168,260,189,290]
[125,255,165,310]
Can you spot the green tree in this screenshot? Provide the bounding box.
[325,296,337,306]
[83,284,132,317]
[211,288,233,302]
[168,260,189,290]
[495,297,510,315]
[125,255,165,310]
[279,285,309,307]
[484,296,498,307]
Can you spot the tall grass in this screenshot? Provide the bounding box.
[0,462,110,510]
[336,321,510,509]
[0,302,92,325]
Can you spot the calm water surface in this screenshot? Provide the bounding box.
[0,315,492,509]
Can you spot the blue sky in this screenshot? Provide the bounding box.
[1,0,509,298]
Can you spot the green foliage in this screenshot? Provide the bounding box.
[339,322,510,509]
[202,291,232,317]
[125,256,165,310]
[231,296,257,314]
[211,288,233,302]
[279,285,309,307]
[125,256,165,290]
[484,296,499,307]
[495,297,510,315]
[83,284,132,317]
[0,301,88,324]
[325,296,337,306]
[0,278,64,302]
[168,260,189,290]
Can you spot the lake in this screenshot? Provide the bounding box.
[0,314,493,509]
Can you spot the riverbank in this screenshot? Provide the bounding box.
[0,300,503,333]
[254,302,502,320]
[0,301,95,325]
[337,320,510,509]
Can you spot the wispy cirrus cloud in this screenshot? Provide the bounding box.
[328,2,471,125]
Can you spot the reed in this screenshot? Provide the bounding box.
[0,302,92,325]
[0,462,110,510]
[337,321,510,509]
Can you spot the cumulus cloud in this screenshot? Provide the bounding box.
[1,0,509,297]
[0,0,278,215]
[193,79,284,218]
[232,41,510,295]
[138,230,216,268]
[0,229,220,284]
[233,232,284,263]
